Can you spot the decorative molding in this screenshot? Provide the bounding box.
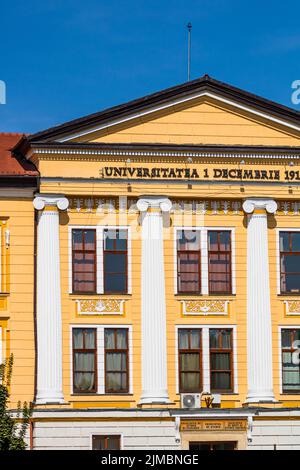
[76,299,126,315]
[284,300,300,316]
[182,300,229,316]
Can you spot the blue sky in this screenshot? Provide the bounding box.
[1,0,300,133]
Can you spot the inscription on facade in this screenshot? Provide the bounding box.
[102,166,298,182]
[180,419,247,432]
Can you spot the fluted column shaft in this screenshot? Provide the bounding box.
[137,196,172,404]
[243,198,277,403]
[33,194,69,404]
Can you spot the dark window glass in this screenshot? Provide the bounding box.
[92,435,121,450]
[209,329,233,392]
[208,231,232,294]
[189,441,236,451]
[104,328,129,393]
[178,329,202,392]
[104,229,128,293]
[177,230,201,293]
[72,229,96,293]
[282,329,300,393]
[73,328,97,393]
[280,232,300,293]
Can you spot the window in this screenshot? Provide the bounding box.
[280,232,300,294]
[73,328,97,393]
[177,230,201,294]
[208,231,232,294]
[72,229,96,293]
[92,435,121,450]
[104,229,128,294]
[105,328,129,393]
[209,329,233,392]
[282,329,300,393]
[189,441,236,451]
[178,329,202,392]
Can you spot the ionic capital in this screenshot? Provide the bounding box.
[137,196,172,213]
[33,194,69,211]
[242,198,277,215]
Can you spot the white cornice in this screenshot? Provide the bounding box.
[32,148,300,160]
[57,91,300,142]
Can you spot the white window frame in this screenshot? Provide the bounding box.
[175,324,238,394]
[70,324,133,395]
[276,228,300,295]
[278,325,300,394]
[89,432,124,450]
[68,225,132,294]
[173,226,236,295]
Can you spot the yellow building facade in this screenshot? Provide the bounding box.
[5,76,300,449]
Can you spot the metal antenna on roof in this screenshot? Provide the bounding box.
[187,22,192,81]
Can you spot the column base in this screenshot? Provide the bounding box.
[245,390,276,403]
[35,390,64,405]
[139,390,172,405]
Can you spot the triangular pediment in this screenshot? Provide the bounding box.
[25,75,300,148]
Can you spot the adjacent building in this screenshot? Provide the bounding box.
[3,76,300,449]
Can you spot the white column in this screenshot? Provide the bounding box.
[33,194,69,404]
[137,196,172,404]
[243,198,277,403]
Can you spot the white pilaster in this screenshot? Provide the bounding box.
[33,194,69,404]
[243,198,277,403]
[137,196,172,404]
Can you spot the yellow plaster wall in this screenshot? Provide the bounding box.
[0,199,35,406]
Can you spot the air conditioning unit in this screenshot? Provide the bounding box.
[180,393,201,409]
[211,394,221,406]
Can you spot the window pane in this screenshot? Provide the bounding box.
[74,372,95,391]
[190,330,201,349]
[116,329,127,349]
[179,330,189,349]
[92,436,120,451]
[84,329,95,349]
[104,230,116,250]
[209,330,219,348]
[72,230,83,250]
[211,372,231,390]
[220,330,231,348]
[106,352,127,371]
[282,330,292,348]
[180,353,200,371]
[105,329,115,349]
[84,230,95,250]
[280,232,290,252]
[208,231,218,251]
[180,372,200,391]
[219,231,231,251]
[177,230,200,250]
[116,230,127,250]
[104,253,126,273]
[285,274,300,293]
[73,329,83,349]
[106,372,127,391]
[291,232,300,252]
[282,254,300,273]
[74,352,95,371]
[104,273,126,293]
[211,353,230,370]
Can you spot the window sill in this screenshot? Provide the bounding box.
[277,294,300,297]
[175,294,236,298]
[71,393,134,397]
[69,293,132,299]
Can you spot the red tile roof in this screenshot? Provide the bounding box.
[0,133,38,176]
